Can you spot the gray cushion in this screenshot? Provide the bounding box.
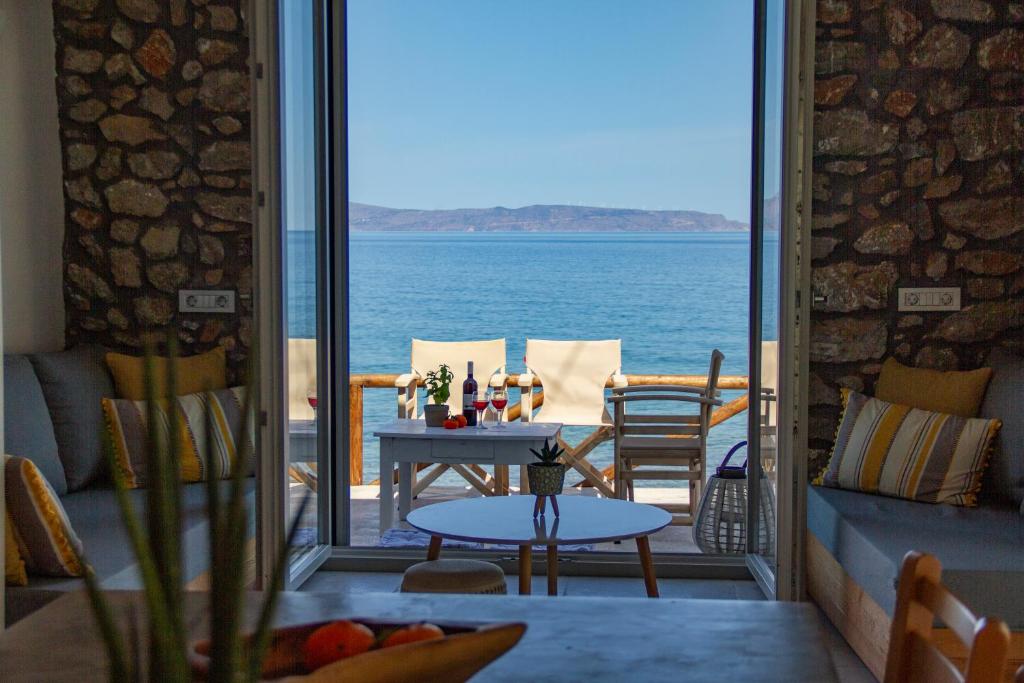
[807,485,1024,628]
[979,348,1024,508]
[3,355,66,495]
[28,345,115,492]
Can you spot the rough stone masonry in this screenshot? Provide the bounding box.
[53,0,253,381]
[810,0,1024,473]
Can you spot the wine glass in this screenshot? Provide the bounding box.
[306,390,318,418]
[490,388,508,430]
[473,391,490,430]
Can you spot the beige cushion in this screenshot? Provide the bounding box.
[401,559,507,595]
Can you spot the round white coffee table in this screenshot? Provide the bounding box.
[406,496,672,597]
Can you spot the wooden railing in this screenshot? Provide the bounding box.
[347,373,749,486]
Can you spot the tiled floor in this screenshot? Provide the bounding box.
[300,571,877,681]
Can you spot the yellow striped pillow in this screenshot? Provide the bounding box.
[4,455,83,578]
[102,387,252,488]
[814,390,1001,506]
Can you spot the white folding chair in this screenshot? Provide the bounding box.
[517,339,625,496]
[395,338,509,495]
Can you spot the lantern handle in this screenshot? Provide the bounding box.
[721,441,747,468]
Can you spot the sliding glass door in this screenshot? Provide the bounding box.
[747,0,811,600]
[279,0,332,587]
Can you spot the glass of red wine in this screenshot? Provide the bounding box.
[307,390,318,418]
[473,392,489,430]
[490,389,508,429]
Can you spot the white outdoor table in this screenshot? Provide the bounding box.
[0,590,839,681]
[407,496,672,597]
[373,420,562,533]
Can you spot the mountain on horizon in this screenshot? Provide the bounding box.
[348,202,748,233]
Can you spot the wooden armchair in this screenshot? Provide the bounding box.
[885,551,1011,683]
[608,350,723,525]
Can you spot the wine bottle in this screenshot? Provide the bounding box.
[462,361,478,426]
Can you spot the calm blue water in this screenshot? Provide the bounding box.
[289,231,764,486]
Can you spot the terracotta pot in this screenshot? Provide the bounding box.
[190,618,525,682]
[423,404,449,427]
[527,463,566,496]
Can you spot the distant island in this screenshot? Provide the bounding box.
[349,202,748,233]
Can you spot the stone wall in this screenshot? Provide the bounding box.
[52,0,252,380]
[810,0,1023,470]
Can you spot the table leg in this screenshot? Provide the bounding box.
[494,465,506,496]
[379,440,394,533]
[636,536,659,598]
[546,545,558,596]
[427,535,442,561]
[398,461,413,521]
[518,545,532,595]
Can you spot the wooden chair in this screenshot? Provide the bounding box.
[395,338,509,495]
[885,551,1012,683]
[608,350,723,525]
[517,339,626,496]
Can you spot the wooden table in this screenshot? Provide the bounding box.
[407,495,672,597]
[0,590,838,682]
[374,420,562,532]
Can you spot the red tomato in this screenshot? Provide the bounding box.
[455,414,468,428]
[443,418,459,429]
[381,623,445,648]
[303,620,376,671]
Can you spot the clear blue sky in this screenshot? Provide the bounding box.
[286,1,754,225]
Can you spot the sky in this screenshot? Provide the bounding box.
[284,1,755,225]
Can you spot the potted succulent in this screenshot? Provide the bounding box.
[422,364,453,427]
[527,438,567,496]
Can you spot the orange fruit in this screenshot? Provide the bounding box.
[381,623,446,648]
[303,620,376,671]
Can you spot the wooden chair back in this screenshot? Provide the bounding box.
[524,339,621,426]
[885,551,1011,683]
[410,338,506,417]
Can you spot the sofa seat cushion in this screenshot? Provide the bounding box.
[48,478,256,588]
[979,348,1024,508]
[807,485,1024,629]
[3,356,67,494]
[29,345,115,492]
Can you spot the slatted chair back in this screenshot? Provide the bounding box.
[884,551,1011,683]
[409,338,507,418]
[288,337,318,421]
[608,350,724,524]
[524,339,622,427]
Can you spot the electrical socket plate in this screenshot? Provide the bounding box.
[897,287,960,312]
[179,289,236,313]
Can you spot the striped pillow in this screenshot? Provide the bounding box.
[5,512,27,586]
[102,387,253,488]
[815,390,1001,506]
[4,455,83,577]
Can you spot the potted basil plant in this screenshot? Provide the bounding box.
[527,439,567,495]
[423,364,454,427]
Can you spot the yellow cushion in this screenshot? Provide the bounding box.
[814,390,1001,506]
[875,357,992,418]
[105,347,227,400]
[102,387,253,488]
[4,455,83,577]
[5,512,27,586]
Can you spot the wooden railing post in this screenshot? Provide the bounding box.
[349,383,363,485]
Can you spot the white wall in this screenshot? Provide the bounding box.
[0,1,66,353]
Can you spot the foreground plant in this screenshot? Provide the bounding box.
[76,338,307,681]
[529,438,565,466]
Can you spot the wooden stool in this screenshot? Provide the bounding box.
[400,559,508,595]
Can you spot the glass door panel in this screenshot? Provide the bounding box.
[281,0,330,585]
[747,0,786,595]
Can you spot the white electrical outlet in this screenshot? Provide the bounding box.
[179,289,236,313]
[897,287,960,312]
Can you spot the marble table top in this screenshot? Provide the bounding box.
[407,495,672,545]
[0,589,838,681]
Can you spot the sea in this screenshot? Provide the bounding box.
[288,230,767,487]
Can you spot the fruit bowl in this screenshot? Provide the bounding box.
[190,618,526,682]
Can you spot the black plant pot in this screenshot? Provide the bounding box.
[527,463,566,496]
